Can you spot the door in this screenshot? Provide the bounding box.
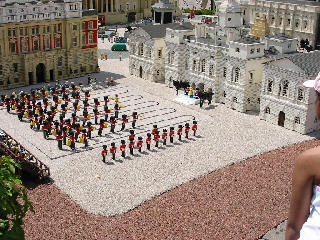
[50,69,54,82]
[278,111,285,127]
[127,12,135,23]
[28,72,34,85]
[139,66,143,78]
[36,63,46,83]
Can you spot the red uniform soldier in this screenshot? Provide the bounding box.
[104,96,109,105]
[98,119,105,137]
[56,130,63,150]
[137,137,143,152]
[104,105,110,121]
[129,139,135,155]
[185,123,190,139]
[146,133,152,150]
[154,131,160,147]
[192,121,197,136]
[120,140,126,158]
[132,112,138,128]
[101,145,108,163]
[121,114,128,131]
[169,127,174,143]
[110,142,117,160]
[87,122,94,139]
[68,131,76,150]
[177,125,183,141]
[129,130,135,141]
[85,91,90,99]
[81,129,88,148]
[152,125,158,136]
[114,104,120,119]
[162,129,168,145]
[94,98,100,108]
[110,116,116,133]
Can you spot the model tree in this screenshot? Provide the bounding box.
[0,155,34,240]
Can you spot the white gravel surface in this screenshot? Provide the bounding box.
[0,35,319,217]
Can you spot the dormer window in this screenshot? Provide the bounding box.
[236,48,240,52]
[250,49,254,54]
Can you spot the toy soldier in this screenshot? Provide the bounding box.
[71,83,76,93]
[110,142,117,160]
[71,113,78,128]
[169,127,174,143]
[146,133,152,150]
[192,121,197,136]
[152,125,158,136]
[53,95,59,107]
[129,130,135,142]
[132,112,138,129]
[85,90,90,100]
[83,109,89,126]
[59,115,64,127]
[63,93,70,103]
[5,97,10,112]
[93,107,99,125]
[101,145,108,163]
[17,105,23,121]
[56,130,63,150]
[120,140,126,158]
[104,105,111,121]
[88,76,91,85]
[162,129,168,145]
[73,101,79,113]
[154,131,160,148]
[61,104,67,118]
[31,90,37,101]
[114,103,120,119]
[120,114,128,131]
[61,86,67,95]
[53,121,60,136]
[62,126,68,145]
[129,139,135,155]
[43,98,49,113]
[114,94,119,104]
[94,98,100,108]
[65,119,72,132]
[74,92,80,101]
[110,116,116,133]
[98,119,105,137]
[39,109,45,126]
[104,96,109,105]
[87,121,94,139]
[81,129,88,148]
[137,137,143,152]
[42,120,49,139]
[68,131,76,150]
[185,123,190,139]
[74,123,81,141]
[83,99,89,110]
[177,125,183,141]
[34,114,39,130]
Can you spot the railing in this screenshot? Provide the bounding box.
[0,129,50,181]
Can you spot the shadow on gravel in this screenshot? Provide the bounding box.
[203,105,216,110]
[22,177,54,190]
[307,130,320,139]
[106,161,115,165]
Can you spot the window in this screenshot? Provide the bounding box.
[228,18,231,21]
[22,39,28,52]
[12,29,16,37]
[73,24,77,31]
[265,107,270,114]
[33,39,39,50]
[20,28,24,36]
[288,43,292,49]
[170,51,175,64]
[13,63,18,73]
[249,72,253,81]
[54,25,57,33]
[257,48,260,53]
[223,67,227,78]
[0,65,2,75]
[88,33,93,44]
[89,21,93,29]
[185,59,188,70]
[297,88,304,101]
[304,20,308,29]
[10,42,16,53]
[58,71,62,76]
[247,98,250,103]
[47,26,50,33]
[35,27,39,34]
[133,3,136,10]
[192,60,196,71]
[295,117,300,124]
[14,78,19,83]
[209,64,213,76]
[271,16,275,24]
[45,37,50,50]
[126,3,130,10]
[82,35,86,45]
[119,4,122,11]
[233,97,237,103]
[287,18,291,26]
[233,67,240,82]
[82,22,86,30]
[281,80,289,97]
[32,28,35,35]
[58,56,62,66]
[314,117,318,123]
[223,91,226,97]
[267,80,273,93]
[157,49,161,58]
[55,37,61,48]
[258,98,260,104]
[57,24,61,32]
[148,48,152,58]
[236,48,240,53]
[250,48,254,54]
[201,59,206,73]
[73,54,77,64]
[73,37,77,47]
[156,70,160,76]
[69,5,73,10]
[171,33,174,38]
[279,18,282,25]
[295,20,299,28]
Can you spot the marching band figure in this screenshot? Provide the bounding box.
[137,137,143,152]
[110,116,116,133]
[177,125,183,141]
[56,130,63,150]
[120,140,126,158]
[114,103,120,119]
[93,107,99,125]
[154,131,160,148]
[110,142,117,160]
[185,123,190,139]
[146,133,152,150]
[104,105,110,122]
[132,112,138,129]
[101,145,108,163]
[162,129,168,145]
[152,125,158,136]
[129,139,134,155]
[169,127,174,143]
[121,114,128,131]
[98,119,105,137]
[192,121,197,136]
[81,129,88,148]
[87,121,94,139]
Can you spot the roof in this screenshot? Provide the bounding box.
[232,37,261,44]
[140,22,194,38]
[267,51,320,76]
[269,33,295,41]
[262,0,320,6]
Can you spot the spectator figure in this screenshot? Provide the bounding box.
[286,72,320,240]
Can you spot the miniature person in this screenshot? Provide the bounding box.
[42,120,49,139]
[81,129,88,148]
[68,131,76,150]
[129,130,135,142]
[192,121,197,136]
[121,114,128,131]
[137,137,143,152]
[56,130,63,150]
[87,121,94,139]
[104,105,110,122]
[162,129,168,145]
[185,123,190,139]
[146,133,152,150]
[110,142,117,160]
[120,140,126,158]
[62,126,68,145]
[154,131,160,148]
[152,125,158,136]
[74,123,81,141]
[83,110,89,126]
[5,97,10,113]
[93,107,99,125]
[94,98,100,108]
[114,94,119,104]
[101,145,108,163]
[129,139,135,155]
[169,127,175,143]
[114,103,120,119]
[104,96,109,105]
[132,112,140,129]
[83,99,89,110]
[177,125,183,141]
[98,119,105,137]
[110,116,116,133]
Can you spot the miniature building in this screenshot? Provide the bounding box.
[0,0,99,90]
[251,16,270,39]
[129,0,320,134]
[151,0,175,24]
[82,0,182,25]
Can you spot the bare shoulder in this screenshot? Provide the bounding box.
[296,146,320,175]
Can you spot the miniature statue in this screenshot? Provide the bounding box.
[192,121,197,136]
[101,145,108,163]
[129,139,135,155]
[162,129,168,145]
[146,133,152,150]
[177,125,183,141]
[110,142,117,160]
[169,127,174,143]
[185,123,190,139]
[120,140,126,158]
[137,136,143,152]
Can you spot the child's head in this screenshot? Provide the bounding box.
[303,73,320,119]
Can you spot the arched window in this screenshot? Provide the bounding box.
[233,97,237,103]
[265,107,270,114]
[297,87,304,101]
[281,80,289,97]
[201,59,206,73]
[185,58,189,70]
[247,98,250,103]
[233,67,240,82]
[295,117,300,124]
[223,91,226,97]
[192,59,197,71]
[267,80,273,93]
[139,43,144,56]
[73,54,77,64]
[131,44,135,54]
[156,70,160,76]
[170,51,175,64]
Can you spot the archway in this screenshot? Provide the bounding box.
[278,111,285,127]
[36,63,46,83]
[139,66,143,78]
[127,12,136,23]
